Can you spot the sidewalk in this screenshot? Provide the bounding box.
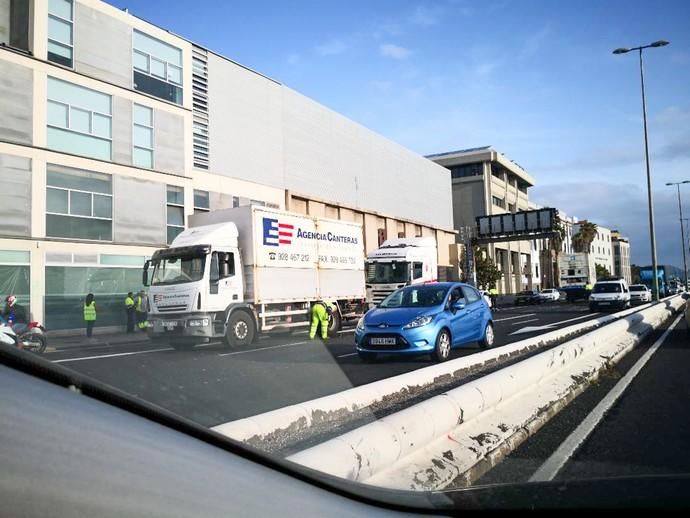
[48,331,152,352]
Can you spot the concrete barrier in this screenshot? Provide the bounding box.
[213,301,658,452]
[287,296,682,488]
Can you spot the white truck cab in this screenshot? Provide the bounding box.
[365,237,437,306]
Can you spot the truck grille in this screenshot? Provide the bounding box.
[371,289,395,303]
[157,305,187,313]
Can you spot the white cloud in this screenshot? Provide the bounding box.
[380,43,412,60]
[315,39,348,56]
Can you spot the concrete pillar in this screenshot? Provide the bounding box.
[339,207,355,222]
[385,218,397,241]
[30,242,45,323]
[363,214,380,254]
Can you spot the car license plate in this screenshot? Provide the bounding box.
[162,321,178,329]
[370,337,396,345]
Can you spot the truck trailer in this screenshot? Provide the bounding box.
[144,206,366,349]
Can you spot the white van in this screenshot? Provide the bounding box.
[589,277,630,312]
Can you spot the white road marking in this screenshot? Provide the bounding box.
[337,352,358,358]
[509,312,600,336]
[52,348,171,363]
[494,313,537,323]
[510,318,539,326]
[529,313,683,482]
[218,340,308,357]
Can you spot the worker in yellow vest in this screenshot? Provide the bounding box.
[135,290,148,331]
[125,292,135,333]
[83,293,96,338]
[488,286,498,308]
[309,300,335,340]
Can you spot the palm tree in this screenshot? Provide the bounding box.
[572,221,598,254]
[545,215,566,287]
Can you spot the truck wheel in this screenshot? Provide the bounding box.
[225,311,255,347]
[328,310,341,335]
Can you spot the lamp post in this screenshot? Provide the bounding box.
[613,40,669,301]
[666,181,689,290]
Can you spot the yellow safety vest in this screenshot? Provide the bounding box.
[136,295,145,312]
[83,302,96,321]
[125,296,134,308]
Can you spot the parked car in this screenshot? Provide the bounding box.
[539,288,561,302]
[589,277,631,311]
[629,284,652,304]
[515,290,543,305]
[355,282,494,362]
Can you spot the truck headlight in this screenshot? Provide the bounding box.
[188,318,209,327]
[403,315,434,329]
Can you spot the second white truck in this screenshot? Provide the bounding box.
[144,205,366,349]
[364,237,438,306]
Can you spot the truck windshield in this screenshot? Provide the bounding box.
[151,255,206,285]
[366,261,410,284]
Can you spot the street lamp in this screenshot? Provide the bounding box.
[666,181,690,290]
[613,40,669,301]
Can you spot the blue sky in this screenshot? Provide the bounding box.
[109,0,690,268]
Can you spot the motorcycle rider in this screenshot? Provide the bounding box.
[2,295,28,334]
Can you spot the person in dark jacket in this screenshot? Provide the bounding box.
[125,292,135,333]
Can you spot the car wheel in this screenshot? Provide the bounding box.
[478,322,494,350]
[432,329,452,362]
[358,351,377,362]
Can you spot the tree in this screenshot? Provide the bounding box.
[474,246,502,290]
[547,215,566,287]
[572,221,598,254]
[595,263,611,279]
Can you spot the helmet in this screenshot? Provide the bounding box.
[6,295,16,306]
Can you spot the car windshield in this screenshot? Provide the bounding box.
[151,255,206,285]
[366,261,410,284]
[6,0,690,513]
[378,285,448,308]
[593,283,622,293]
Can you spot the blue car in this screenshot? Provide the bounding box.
[355,282,494,362]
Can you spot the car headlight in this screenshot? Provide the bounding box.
[403,315,434,329]
[356,317,365,331]
[187,318,209,327]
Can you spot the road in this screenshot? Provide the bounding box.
[477,311,690,485]
[44,301,606,427]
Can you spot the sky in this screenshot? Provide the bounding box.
[108,0,690,268]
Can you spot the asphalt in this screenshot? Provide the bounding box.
[476,310,690,486]
[42,301,611,426]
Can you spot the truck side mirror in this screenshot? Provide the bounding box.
[142,260,150,287]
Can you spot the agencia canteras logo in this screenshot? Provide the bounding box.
[262,217,294,246]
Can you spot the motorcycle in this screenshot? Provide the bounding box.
[0,316,48,354]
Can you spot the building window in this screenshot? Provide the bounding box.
[166,186,184,244]
[46,168,112,241]
[193,190,210,214]
[9,0,32,52]
[133,30,183,105]
[492,196,506,209]
[490,164,504,181]
[48,0,73,67]
[192,46,210,169]
[415,225,422,237]
[132,104,154,168]
[508,203,516,213]
[450,162,483,179]
[47,77,112,161]
[517,181,528,194]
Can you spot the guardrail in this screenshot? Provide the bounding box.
[285,296,682,490]
[213,301,658,452]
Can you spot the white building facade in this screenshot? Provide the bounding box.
[0,0,455,331]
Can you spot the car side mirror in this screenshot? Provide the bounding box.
[451,301,465,311]
[142,260,150,287]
